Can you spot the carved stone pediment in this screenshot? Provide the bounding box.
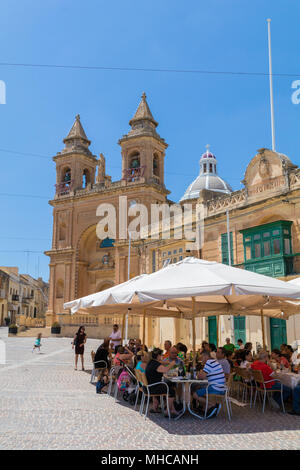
[242,148,296,200]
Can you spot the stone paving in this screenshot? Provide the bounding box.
[0,327,299,450]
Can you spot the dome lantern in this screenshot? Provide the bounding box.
[180,144,233,202]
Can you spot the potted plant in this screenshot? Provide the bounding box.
[8,324,18,335]
[4,317,10,326]
[51,322,61,334]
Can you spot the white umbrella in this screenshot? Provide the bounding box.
[65,257,300,312]
[64,257,300,352]
[287,277,300,287]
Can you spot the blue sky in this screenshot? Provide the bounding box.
[0,0,300,282]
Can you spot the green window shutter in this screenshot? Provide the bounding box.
[208,316,217,346]
[221,232,234,265]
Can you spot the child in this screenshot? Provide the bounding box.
[96,368,109,394]
[32,333,42,353]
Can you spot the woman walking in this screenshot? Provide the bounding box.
[72,326,87,371]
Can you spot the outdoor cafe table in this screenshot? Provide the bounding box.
[275,371,300,389]
[163,376,208,420]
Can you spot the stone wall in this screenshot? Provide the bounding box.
[60,324,140,340]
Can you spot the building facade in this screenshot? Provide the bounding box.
[0,267,49,325]
[0,269,9,325]
[46,94,300,349]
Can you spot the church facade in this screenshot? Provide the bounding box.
[45,94,300,350]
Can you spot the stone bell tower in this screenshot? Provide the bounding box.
[118,92,168,187]
[54,114,98,195]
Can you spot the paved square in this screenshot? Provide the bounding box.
[0,328,299,450]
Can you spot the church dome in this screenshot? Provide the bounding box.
[180,145,233,202]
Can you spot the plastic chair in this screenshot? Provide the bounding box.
[90,351,107,383]
[236,367,254,407]
[189,380,232,421]
[135,369,170,420]
[252,369,285,413]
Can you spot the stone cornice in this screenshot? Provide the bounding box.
[44,248,74,257]
[49,180,170,206]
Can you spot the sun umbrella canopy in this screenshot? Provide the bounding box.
[287,277,300,287]
[64,257,300,315]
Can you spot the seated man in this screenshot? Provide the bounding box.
[162,340,172,359]
[216,347,231,379]
[134,338,148,354]
[127,339,136,353]
[162,346,185,374]
[251,351,291,410]
[192,350,226,418]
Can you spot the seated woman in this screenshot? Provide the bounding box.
[145,348,178,418]
[176,342,188,361]
[239,349,253,368]
[271,349,290,370]
[94,338,111,369]
[135,351,150,373]
[225,350,234,370]
[113,346,134,367]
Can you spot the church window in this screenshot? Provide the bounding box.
[62,168,71,184]
[130,152,140,169]
[82,169,90,188]
[153,154,159,176]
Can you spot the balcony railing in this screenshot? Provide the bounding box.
[55,180,74,196]
[122,166,146,182]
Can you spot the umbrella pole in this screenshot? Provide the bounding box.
[217,316,219,347]
[192,297,196,367]
[260,309,266,350]
[142,309,146,351]
[121,313,126,345]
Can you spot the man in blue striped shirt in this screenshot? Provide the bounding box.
[192,350,226,418]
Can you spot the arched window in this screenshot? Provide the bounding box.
[153,154,159,176]
[82,169,91,188]
[203,163,207,173]
[62,168,71,185]
[129,152,140,169]
[56,279,64,299]
[209,163,213,173]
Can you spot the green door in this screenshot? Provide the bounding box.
[234,316,246,346]
[208,316,217,346]
[270,318,287,350]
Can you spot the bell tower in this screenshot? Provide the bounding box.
[118,92,168,187]
[54,114,97,195]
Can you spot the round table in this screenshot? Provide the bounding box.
[163,376,208,420]
[275,371,300,389]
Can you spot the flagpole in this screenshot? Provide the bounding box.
[124,231,131,345]
[226,209,235,345]
[267,18,276,152]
